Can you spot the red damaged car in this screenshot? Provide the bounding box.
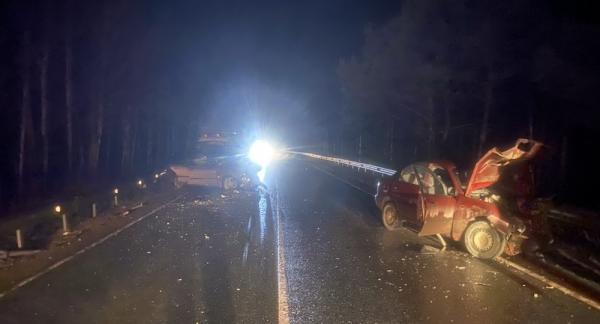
[375,138,544,259]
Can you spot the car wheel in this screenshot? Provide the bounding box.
[382,203,400,231]
[223,176,238,191]
[463,220,506,259]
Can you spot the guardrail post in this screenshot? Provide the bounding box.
[92,203,97,218]
[16,229,23,249]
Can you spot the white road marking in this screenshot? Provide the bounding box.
[497,256,600,310]
[0,195,182,299]
[410,240,600,310]
[274,189,290,324]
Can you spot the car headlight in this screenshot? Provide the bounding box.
[249,140,274,167]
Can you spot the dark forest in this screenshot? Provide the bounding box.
[1,0,599,212]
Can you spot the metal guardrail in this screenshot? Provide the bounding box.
[289,151,397,176]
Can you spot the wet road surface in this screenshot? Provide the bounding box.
[271,161,598,324]
[0,189,277,324]
[0,159,598,323]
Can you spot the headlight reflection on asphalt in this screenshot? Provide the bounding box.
[258,167,267,182]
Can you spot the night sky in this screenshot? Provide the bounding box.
[147,0,403,134]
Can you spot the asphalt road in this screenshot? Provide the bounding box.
[0,188,277,324]
[0,159,598,323]
[270,161,597,324]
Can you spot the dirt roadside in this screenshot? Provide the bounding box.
[0,189,180,295]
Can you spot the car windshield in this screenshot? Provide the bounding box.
[401,163,456,196]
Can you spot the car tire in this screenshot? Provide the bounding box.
[463,220,506,259]
[382,203,400,231]
[222,176,238,191]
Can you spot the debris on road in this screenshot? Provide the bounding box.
[473,282,492,287]
[420,245,439,254]
[193,199,213,206]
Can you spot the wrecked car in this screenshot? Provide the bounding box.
[375,138,544,259]
[168,132,260,190]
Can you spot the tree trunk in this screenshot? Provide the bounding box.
[528,106,534,140]
[17,32,33,197]
[442,102,450,143]
[426,92,436,159]
[88,3,111,176]
[18,69,32,197]
[478,76,494,156]
[78,142,85,178]
[40,43,50,182]
[121,107,132,175]
[388,119,394,162]
[88,102,104,175]
[130,109,139,172]
[64,25,74,172]
[146,123,154,169]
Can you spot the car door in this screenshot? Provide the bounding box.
[413,165,456,237]
[390,166,421,225]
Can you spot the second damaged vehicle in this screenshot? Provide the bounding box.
[168,131,260,191]
[375,138,544,259]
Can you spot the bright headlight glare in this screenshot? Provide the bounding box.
[249,140,274,167]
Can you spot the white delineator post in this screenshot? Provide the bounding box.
[92,203,97,218]
[16,229,23,249]
[61,214,70,235]
[113,188,119,207]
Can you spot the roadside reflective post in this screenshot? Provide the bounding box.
[92,203,97,218]
[136,180,145,199]
[62,214,70,235]
[54,205,69,235]
[16,229,23,249]
[113,188,119,207]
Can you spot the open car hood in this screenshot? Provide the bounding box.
[465,138,544,196]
